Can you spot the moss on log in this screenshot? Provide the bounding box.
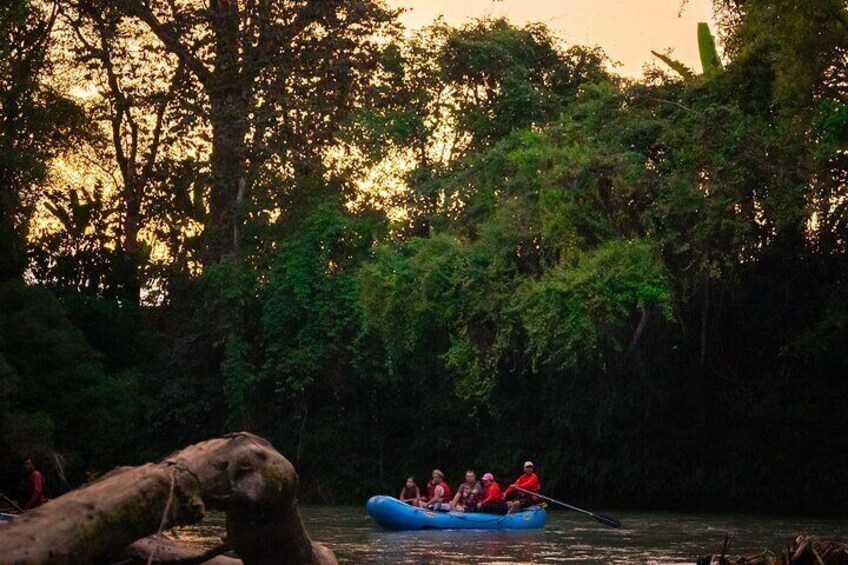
[0,432,337,565]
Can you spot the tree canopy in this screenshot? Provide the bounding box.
[1,0,846,513]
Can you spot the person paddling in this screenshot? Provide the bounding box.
[476,472,508,515]
[417,469,451,510]
[22,457,47,511]
[504,460,541,513]
[450,469,482,512]
[399,477,420,505]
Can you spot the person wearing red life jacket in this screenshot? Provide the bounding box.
[416,469,451,510]
[504,460,541,513]
[475,472,508,515]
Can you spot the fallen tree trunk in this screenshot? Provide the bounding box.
[126,535,242,565]
[0,432,337,565]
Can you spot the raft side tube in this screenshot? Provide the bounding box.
[366,495,547,531]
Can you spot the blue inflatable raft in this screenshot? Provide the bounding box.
[366,495,546,530]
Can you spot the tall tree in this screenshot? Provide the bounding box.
[48,0,188,302]
[0,0,83,280]
[345,18,610,237]
[113,0,397,265]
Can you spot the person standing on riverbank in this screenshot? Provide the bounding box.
[22,457,47,510]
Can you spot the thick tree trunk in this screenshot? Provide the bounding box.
[205,0,249,264]
[118,178,143,302]
[126,535,242,564]
[0,432,337,565]
[207,95,248,264]
[0,176,25,281]
[0,74,29,281]
[631,307,650,347]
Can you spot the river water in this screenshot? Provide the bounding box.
[173,506,846,564]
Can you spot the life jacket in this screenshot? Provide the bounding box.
[514,472,541,502]
[427,480,450,501]
[481,481,503,505]
[457,481,483,504]
[504,472,541,501]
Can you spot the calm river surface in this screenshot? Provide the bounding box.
[173,506,846,564]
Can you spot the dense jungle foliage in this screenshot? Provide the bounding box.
[1,0,847,514]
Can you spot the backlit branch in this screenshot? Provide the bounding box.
[114,0,213,89]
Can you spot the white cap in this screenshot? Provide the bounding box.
[524,461,534,468]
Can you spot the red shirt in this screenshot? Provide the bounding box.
[504,472,541,499]
[480,482,503,506]
[25,470,47,510]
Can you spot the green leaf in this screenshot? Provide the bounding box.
[697,22,723,77]
[651,50,695,80]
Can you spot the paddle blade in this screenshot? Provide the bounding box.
[593,513,622,528]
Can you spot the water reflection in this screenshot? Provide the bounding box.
[171,507,847,564]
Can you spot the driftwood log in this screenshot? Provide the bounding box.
[0,432,337,565]
[697,534,848,565]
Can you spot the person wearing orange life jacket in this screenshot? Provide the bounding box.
[416,469,451,511]
[475,472,508,515]
[504,460,541,513]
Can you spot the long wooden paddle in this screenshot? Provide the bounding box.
[513,486,621,528]
[0,491,24,514]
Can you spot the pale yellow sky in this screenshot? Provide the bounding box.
[390,0,717,78]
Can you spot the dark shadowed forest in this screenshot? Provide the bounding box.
[1,0,847,515]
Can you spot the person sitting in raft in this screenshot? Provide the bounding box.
[416,469,451,510]
[450,469,483,512]
[399,477,420,505]
[504,460,541,513]
[476,472,508,515]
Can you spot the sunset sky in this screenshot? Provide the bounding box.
[390,0,717,77]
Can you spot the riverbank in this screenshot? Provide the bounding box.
[698,534,848,565]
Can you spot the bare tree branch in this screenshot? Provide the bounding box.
[114,0,213,89]
[142,62,184,183]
